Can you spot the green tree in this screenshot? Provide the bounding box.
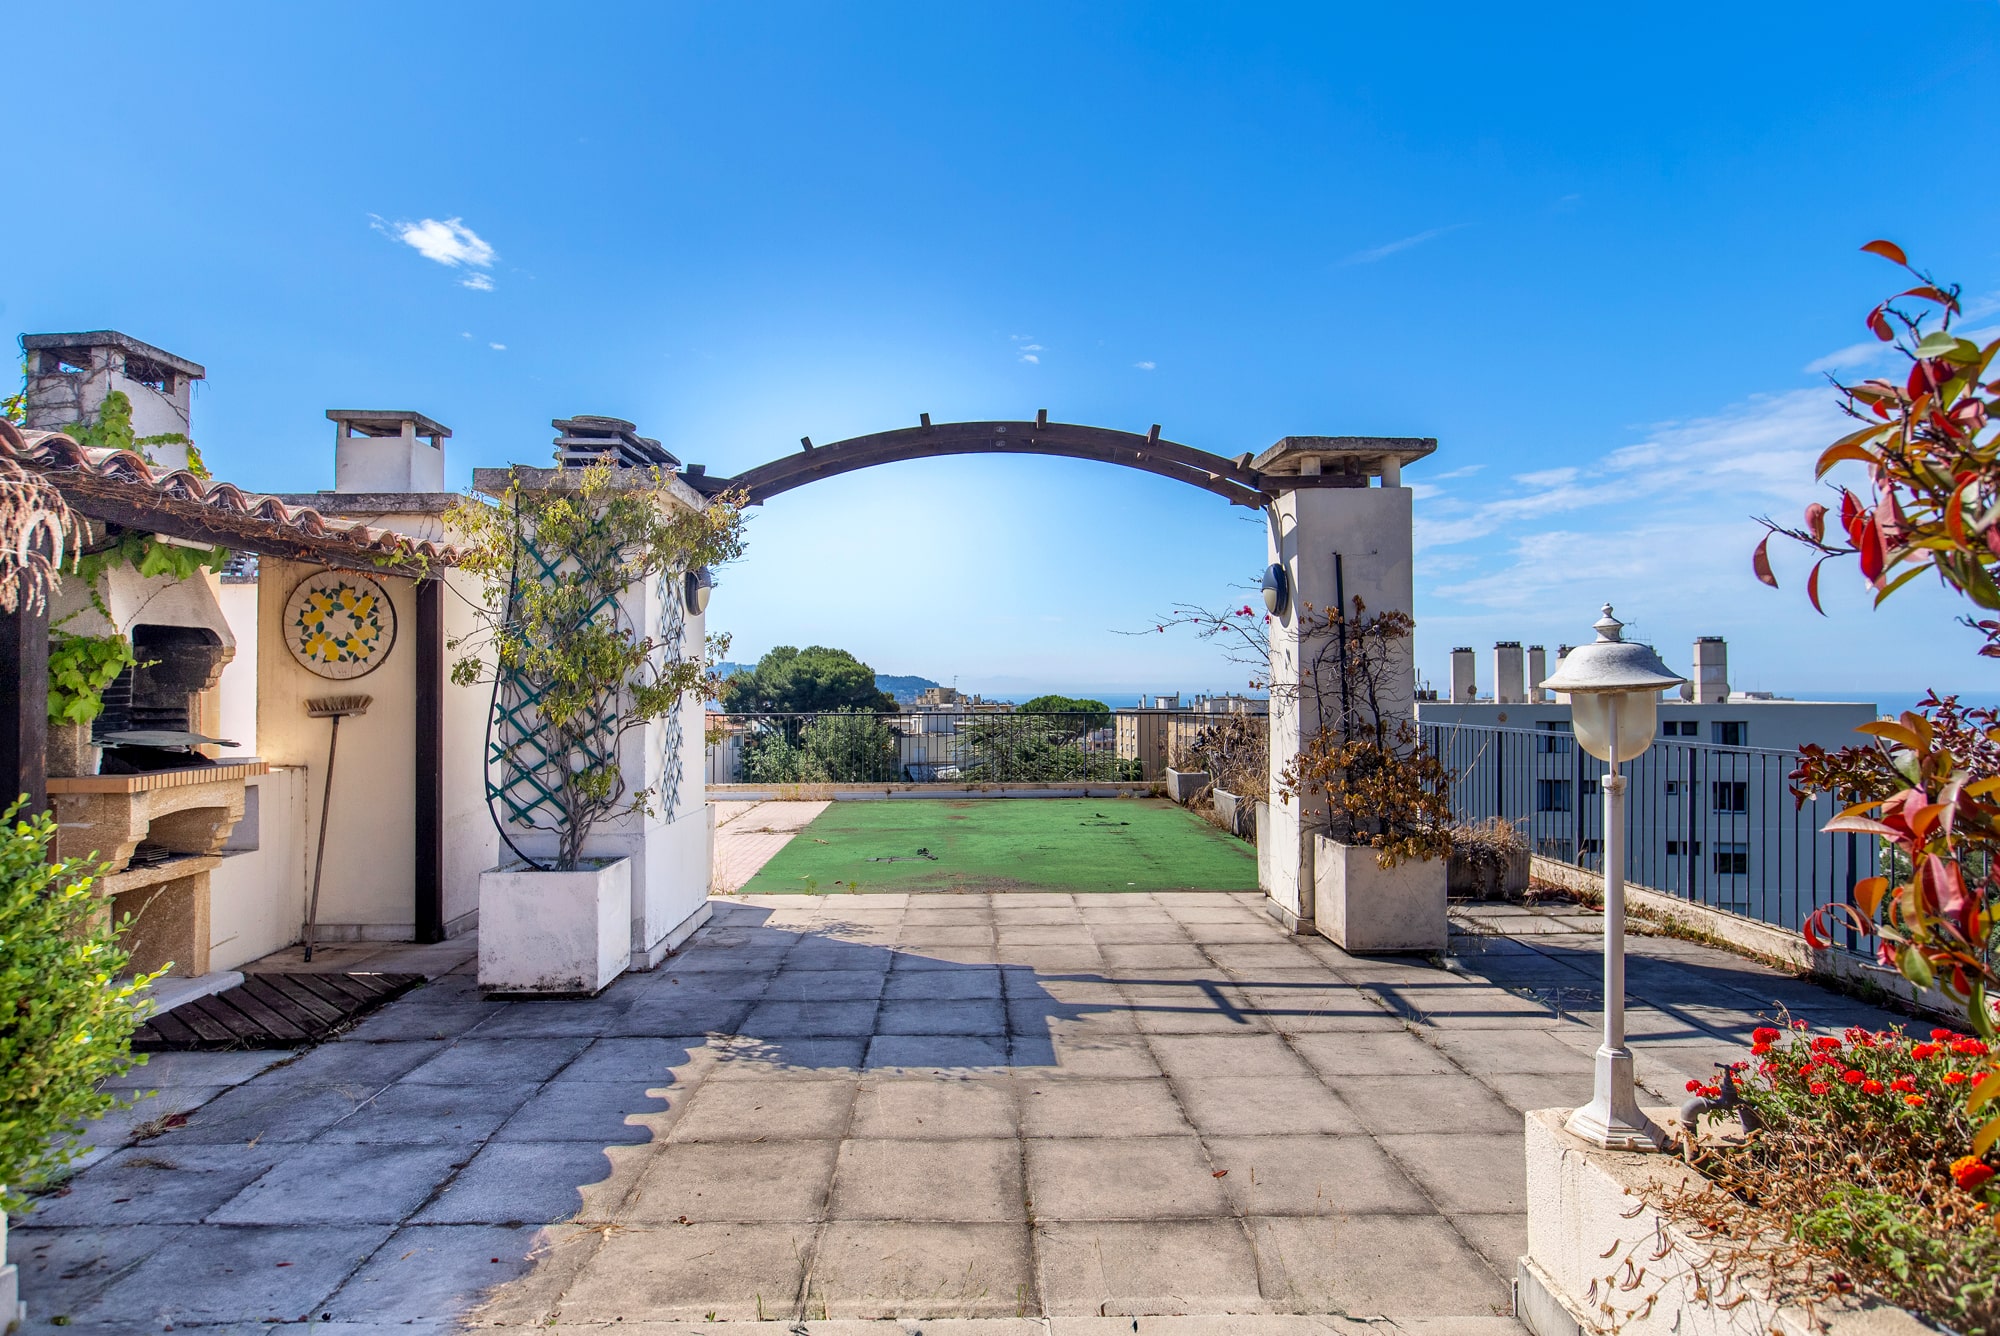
[1016,695,1112,735]
[741,713,901,783]
[721,645,895,714]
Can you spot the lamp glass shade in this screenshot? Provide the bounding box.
[1570,689,1658,764]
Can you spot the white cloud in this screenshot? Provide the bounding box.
[1340,223,1470,266]
[373,215,498,287]
[1513,467,1579,488]
[1134,361,1156,371]
[489,342,506,351]
[1019,353,1040,364]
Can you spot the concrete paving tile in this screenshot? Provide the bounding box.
[26,1144,281,1226]
[85,1223,395,1325]
[899,926,999,948]
[1248,1214,1509,1316]
[324,1222,544,1321]
[320,1080,536,1144]
[255,1038,450,1090]
[1025,1137,1228,1220]
[1320,1075,1521,1136]
[863,1035,1010,1072]
[1286,1031,1456,1078]
[850,1077,1019,1139]
[413,1140,641,1225]
[1168,1078,1356,1137]
[1087,921,1189,944]
[493,1079,671,1144]
[884,967,1006,1001]
[1100,944,1212,970]
[830,1138,1025,1222]
[809,1221,1035,1318]
[711,1036,869,1076]
[340,997,505,1041]
[400,1037,591,1085]
[1147,1034,1314,1081]
[559,1221,814,1322]
[996,925,1089,946]
[625,1139,839,1223]
[893,946,1001,968]
[617,995,760,1036]
[468,997,636,1038]
[1020,1078,1193,1138]
[1129,1002,1267,1036]
[167,1080,378,1145]
[208,1143,465,1224]
[1036,1219,1263,1317]
[904,907,996,926]
[995,946,1108,972]
[1178,920,1294,943]
[1376,1132,1527,1216]
[1013,1002,1130,1042]
[1450,1211,1529,1281]
[669,1077,859,1142]
[1027,1032,1165,1080]
[551,1035,718,1084]
[1202,1135,1430,1215]
[102,1049,285,1090]
[63,1083,234,1171]
[1419,1026,1596,1076]
[4,1224,188,1319]
[993,905,1086,925]
[743,1000,885,1038]
[1196,943,1326,973]
[1480,1071,1593,1114]
[876,999,1007,1036]
[764,969,891,1002]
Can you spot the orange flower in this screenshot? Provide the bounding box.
[1903,1094,1925,1107]
[1945,1071,1969,1086]
[1890,1076,1917,1093]
[1862,1079,1885,1095]
[1911,1042,1942,1059]
[1751,1042,1772,1056]
[1952,1156,1996,1192]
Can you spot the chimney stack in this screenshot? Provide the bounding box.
[1493,641,1524,704]
[1527,645,1548,703]
[1692,636,1729,704]
[1450,647,1477,703]
[22,331,205,471]
[329,410,451,493]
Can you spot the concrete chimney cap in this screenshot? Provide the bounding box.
[326,409,452,438]
[23,331,205,379]
[1251,436,1437,477]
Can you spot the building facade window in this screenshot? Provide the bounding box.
[1666,839,1701,856]
[1713,842,1749,875]
[1713,721,1748,747]
[1662,720,1698,737]
[1712,781,1748,813]
[1537,720,1573,754]
[1537,779,1572,813]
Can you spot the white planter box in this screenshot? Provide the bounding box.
[1520,1107,1931,1336]
[1,1195,21,1331]
[1212,788,1251,838]
[1165,767,1208,804]
[1312,834,1446,953]
[478,857,632,996]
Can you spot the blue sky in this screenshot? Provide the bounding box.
[8,3,2000,706]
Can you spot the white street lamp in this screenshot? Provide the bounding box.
[1540,604,1686,1151]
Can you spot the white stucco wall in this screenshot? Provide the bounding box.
[207,767,307,971]
[440,567,499,934]
[257,556,420,938]
[213,579,259,755]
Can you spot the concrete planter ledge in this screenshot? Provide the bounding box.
[1521,1107,1932,1336]
[1164,767,1209,804]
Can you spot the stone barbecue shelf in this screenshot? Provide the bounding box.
[47,759,269,794]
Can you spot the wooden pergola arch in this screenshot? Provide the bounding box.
[682,417,1394,509]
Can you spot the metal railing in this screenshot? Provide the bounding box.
[1422,721,1879,949]
[706,708,1260,786]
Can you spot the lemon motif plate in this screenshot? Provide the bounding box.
[284,570,397,680]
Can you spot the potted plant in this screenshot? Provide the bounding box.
[1180,714,1266,838]
[1279,599,1453,952]
[448,462,743,995]
[0,801,157,1329]
[45,631,136,777]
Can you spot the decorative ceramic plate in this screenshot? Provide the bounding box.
[284,570,397,679]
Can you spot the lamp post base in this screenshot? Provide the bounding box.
[1564,1045,1666,1151]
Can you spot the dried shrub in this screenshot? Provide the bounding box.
[1448,816,1525,899]
[1173,714,1267,802]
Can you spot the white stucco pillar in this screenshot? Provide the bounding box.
[1257,437,1430,933]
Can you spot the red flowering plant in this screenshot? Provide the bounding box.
[1680,1020,2000,1328]
[1756,242,2000,1165]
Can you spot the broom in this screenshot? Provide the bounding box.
[302,695,372,962]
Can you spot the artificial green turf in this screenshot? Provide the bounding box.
[739,797,1258,894]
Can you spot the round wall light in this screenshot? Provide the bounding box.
[1260,563,1290,617]
[684,568,714,616]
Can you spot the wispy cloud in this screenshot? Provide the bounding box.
[1134,360,1156,371]
[1340,223,1470,266]
[1803,340,1890,375]
[373,215,498,288]
[1011,334,1044,364]
[489,342,506,351]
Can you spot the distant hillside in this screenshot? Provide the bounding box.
[711,662,754,679]
[877,673,941,703]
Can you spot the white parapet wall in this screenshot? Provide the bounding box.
[206,766,308,973]
[1521,1107,1930,1336]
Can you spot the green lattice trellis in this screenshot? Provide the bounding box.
[485,523,627,834]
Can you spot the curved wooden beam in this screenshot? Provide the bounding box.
[709,421,1278,508]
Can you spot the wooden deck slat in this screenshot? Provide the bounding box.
[206,982,312,1041]
[171,999,243,1045]
[240,975,344,1027]
[294,972,378,1005]
[277,973,371,1014]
